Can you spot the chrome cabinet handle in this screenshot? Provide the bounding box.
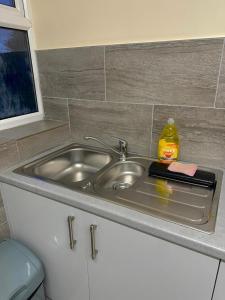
[90,224,98,259]
[67,216,76,249]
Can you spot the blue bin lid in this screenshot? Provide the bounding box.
[0,239,44,300]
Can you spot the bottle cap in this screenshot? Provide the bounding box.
[167,118,175,125]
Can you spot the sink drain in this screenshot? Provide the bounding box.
[112,182,131,190]
[82,181,92,190]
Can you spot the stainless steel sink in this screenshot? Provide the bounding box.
[14,143,223,233]
[16,145,113,185]
[94,161,145,191]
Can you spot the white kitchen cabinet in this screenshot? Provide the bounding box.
[1,184,89,300]
[1,183,219,300]
[212,261,225,300]
[87,213,218,300]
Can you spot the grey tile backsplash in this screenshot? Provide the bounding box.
[105,39,223,106]
[152,105,225,167]
[17,124,70,161]
[37,46,105,100]
[38,37,225,166]
[69,99,153,155]
[43,97,69,122]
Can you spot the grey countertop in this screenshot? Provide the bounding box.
[1,144,225,261]
[0,120,66,144]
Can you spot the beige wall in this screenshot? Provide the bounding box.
[28,0,225,50]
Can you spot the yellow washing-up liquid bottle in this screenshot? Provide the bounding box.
[158,118,179,164]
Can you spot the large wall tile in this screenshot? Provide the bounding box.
[37,47,105,100]
[43,97,69,122]
[106,39,223,106]
[152,105,225,167]
[17,125,70,160]
[69,99,153,156]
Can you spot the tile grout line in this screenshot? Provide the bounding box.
[104,46,107,101]
[42,95,68,100]
[67,97,225,110]
[67,98,72,138]
[213,38,225,108]
[149,104,155,157]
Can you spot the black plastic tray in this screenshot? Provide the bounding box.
[148,162,216,188]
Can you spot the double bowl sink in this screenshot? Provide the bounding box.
[15,144,222,233]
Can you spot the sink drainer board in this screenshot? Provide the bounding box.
[116,177,214,226]
[14,143,223,233]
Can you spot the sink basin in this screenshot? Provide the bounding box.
[94,161,145,191]
[14,143,222,233]
[17,146,112,184]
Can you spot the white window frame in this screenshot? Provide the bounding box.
[0,0,44,130]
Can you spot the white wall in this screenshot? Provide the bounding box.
[28,0,225,50]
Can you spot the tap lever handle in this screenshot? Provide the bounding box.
[84,135,127,160]
[111,136,128,147]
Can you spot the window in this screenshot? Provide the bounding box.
[0,0,43,130]
[0,27,38,120]
[0,0,15,7]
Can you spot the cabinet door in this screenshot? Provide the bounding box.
[1,184,89,300]
[87,215,219,300]
[212,261,225,300]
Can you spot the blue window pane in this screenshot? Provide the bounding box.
[0,0,15,7]
[0,27,38,120]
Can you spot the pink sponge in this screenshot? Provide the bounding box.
[168,162,198,177]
